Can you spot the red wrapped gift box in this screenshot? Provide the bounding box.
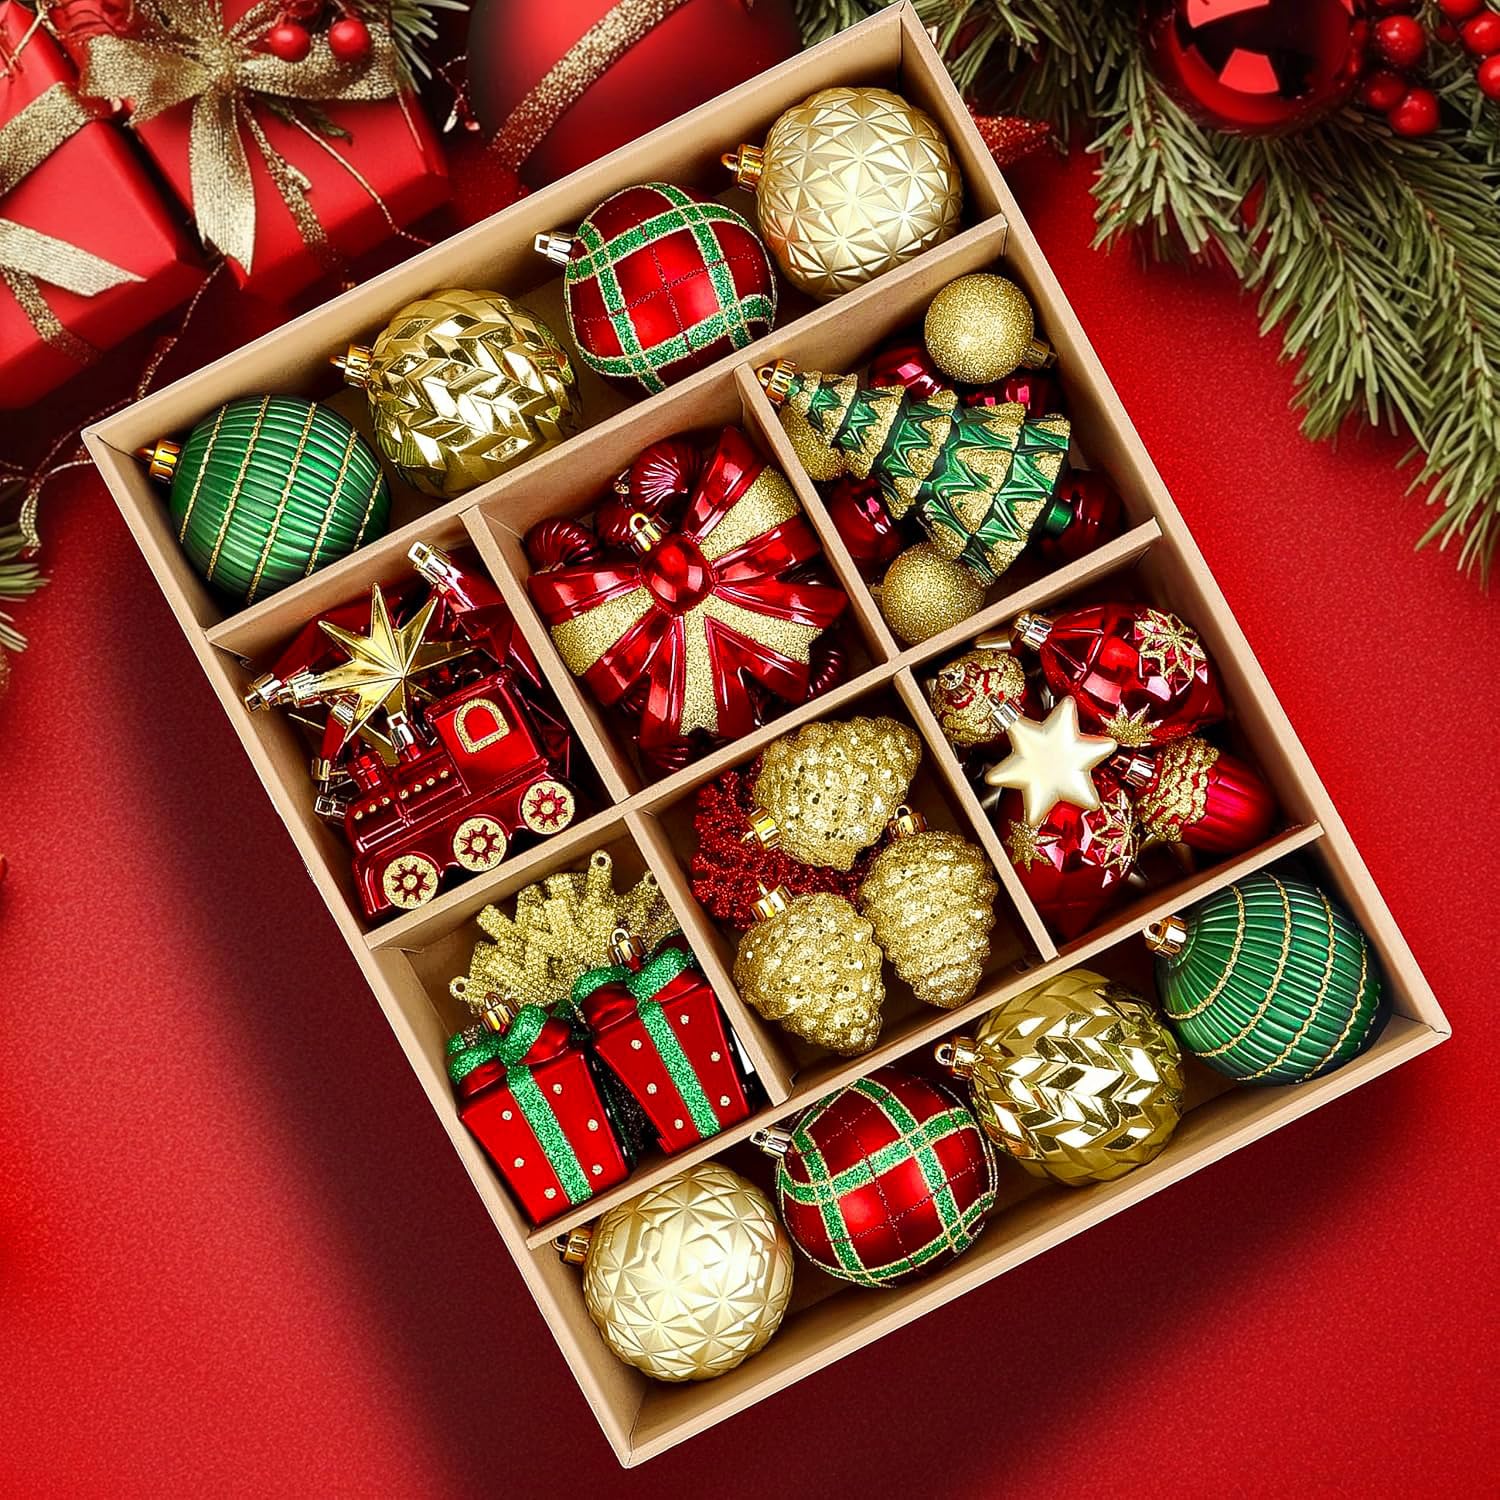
[574,944,751,1154]
[0,4,203,407]
[71,0,449,303]
[447,1003,631,1226]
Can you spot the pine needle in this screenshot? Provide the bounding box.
[356,0,468,84]
[0,523,46,653]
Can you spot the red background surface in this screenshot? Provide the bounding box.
[1,149,1497,1496]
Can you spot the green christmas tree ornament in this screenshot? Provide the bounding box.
[140,396,391,606]
[1146,872,1388,1085]
[759,358,1071,585]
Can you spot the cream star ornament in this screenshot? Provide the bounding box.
[292,585,471,746]
[983,698,1118,826]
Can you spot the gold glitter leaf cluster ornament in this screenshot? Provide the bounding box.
[858,810,998,1010]
[336,289,580,499]
[750,715,921,871]
[939,969,1184,1186]
[733,888,885,1055]
[564,1161,793,1383]
[450,849,676,1012]
[724,86,962,300]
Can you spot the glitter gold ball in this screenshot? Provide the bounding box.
[781,404,847,481]
[734,890,886,1054]
[945,969,1185,1185]
[924,274,1045,385]
[353,289,580,498]
[874,543,984,645]
[736,86,963,300]
[579,1162,794,1382]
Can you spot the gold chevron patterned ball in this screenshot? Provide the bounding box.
[577,1162,794,1382]
[357,289,580,498]
[949,969,1185,1186]
[746,86,962,300]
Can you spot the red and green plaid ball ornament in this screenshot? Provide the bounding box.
[753,1065,999,1289]
[535,182,776,394]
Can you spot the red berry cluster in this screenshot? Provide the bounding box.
[264,0,373,64]
[1361,0,1500,135]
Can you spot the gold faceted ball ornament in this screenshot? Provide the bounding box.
[751,714,922,870]
[923,274,1055,385]
[939,969,1185,1186]
[858,809,997,1010]
[724,86,962,300]
[872,542,984,645]
[781,404,847,481]
[564,1161,794,1382]
[337,288,580,498]
[733,887,886,1054]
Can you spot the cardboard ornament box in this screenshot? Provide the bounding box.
[84,4,1450,1467]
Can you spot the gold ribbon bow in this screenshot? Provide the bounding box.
[0,81,142,362]
[81,0,400,271]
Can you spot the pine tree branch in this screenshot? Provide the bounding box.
[0,523,46,653]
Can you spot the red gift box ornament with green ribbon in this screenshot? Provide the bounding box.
[446,997,630,1225]
[573,932,751,1154]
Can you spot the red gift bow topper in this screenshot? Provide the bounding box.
[526,427,848,751]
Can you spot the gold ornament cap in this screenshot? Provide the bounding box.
[609,927,644,964]
[758,358,797,405]
[137,439,180,482]
[722,144,765,190]
[744,807,782,851]
[888,804,926,839]
[750,1126,793,1159]
[534,230,578,265]
[750,881,790,924]
[332,343,374,388]
[479,995,517,1031]
[556,1226,593,1264]
[626,512,665,554]
[1144,914,1188,956]
[243,671,288,712]
[934,1036,980,1077]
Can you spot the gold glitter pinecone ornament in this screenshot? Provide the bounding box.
[723,86,962,300]
[923,274,1054,386]
[928,646,1029,750]
[748,715,922,871]
[938,969,1184,1186]
[336,288,580,498]
[562,1161,793,1382]
[858,809,997,1010]
[733,887,886,1054]
[872,543,984,645]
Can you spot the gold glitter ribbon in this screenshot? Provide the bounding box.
[487,0,695,171]
[0,81,143,364]
[80,0,401,272]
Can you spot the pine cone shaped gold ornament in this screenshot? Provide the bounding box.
[749,715,922,870]
[858,809,997,1010]
[733,887,885,1054]
[938,969,1184,1186]
[336,289,580,498]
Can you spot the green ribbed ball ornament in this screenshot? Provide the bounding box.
[1151,873,1386,1085]
[159,396,390,605]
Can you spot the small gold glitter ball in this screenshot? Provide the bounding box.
[942,969,1185,1186]
[924,274,1046,385]
[734,890,886,1054]
[348,288,580,498]
[781,404,847,481]
[874,543,984,645]
[577,1162,794,1382]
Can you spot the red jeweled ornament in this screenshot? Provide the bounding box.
[327,13,372,60]
[822,475,904,575]
[1117,736,1278,855]
[1142,0,1369,135]
[1031,471,1124,568]
[525,426,847,759]
[1014,602,1225,748]
[999,767,1139,941]
[754,1065,998,1289]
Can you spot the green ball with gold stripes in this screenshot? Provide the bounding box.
[153,396,391,606]
[1150,873,1387,1085]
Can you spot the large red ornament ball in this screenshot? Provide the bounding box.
[470,0,802,189]
[761,1066,999,1290]
[550,182,777,394]
[1142,0,1369,135]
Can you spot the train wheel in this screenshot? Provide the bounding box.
[381,852,441,910]
[519,779,576,835]
[453,815,508,873]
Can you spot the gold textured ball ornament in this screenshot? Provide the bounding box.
[337,288,580,498]
[733,887,886,1054]
[564,1162,794,1382]
[872,542,985,645]
[938,969,1185,1186]
[750,714,923,870]
[923,274,1055,385]
[724,86,963,300]
[858,808,997,1010]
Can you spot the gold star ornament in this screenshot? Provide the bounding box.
[983,698,1118,826]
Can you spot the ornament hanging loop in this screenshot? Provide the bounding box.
[556,1227,592,1264]
[533,230,577,265]
[332,343,374,388]
[934,1036,979,1076]
[757,359,796,404]
[750,1126,792,1159]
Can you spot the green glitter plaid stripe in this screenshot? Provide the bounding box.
[507,1064,594,1204]
[582,295,774,383]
